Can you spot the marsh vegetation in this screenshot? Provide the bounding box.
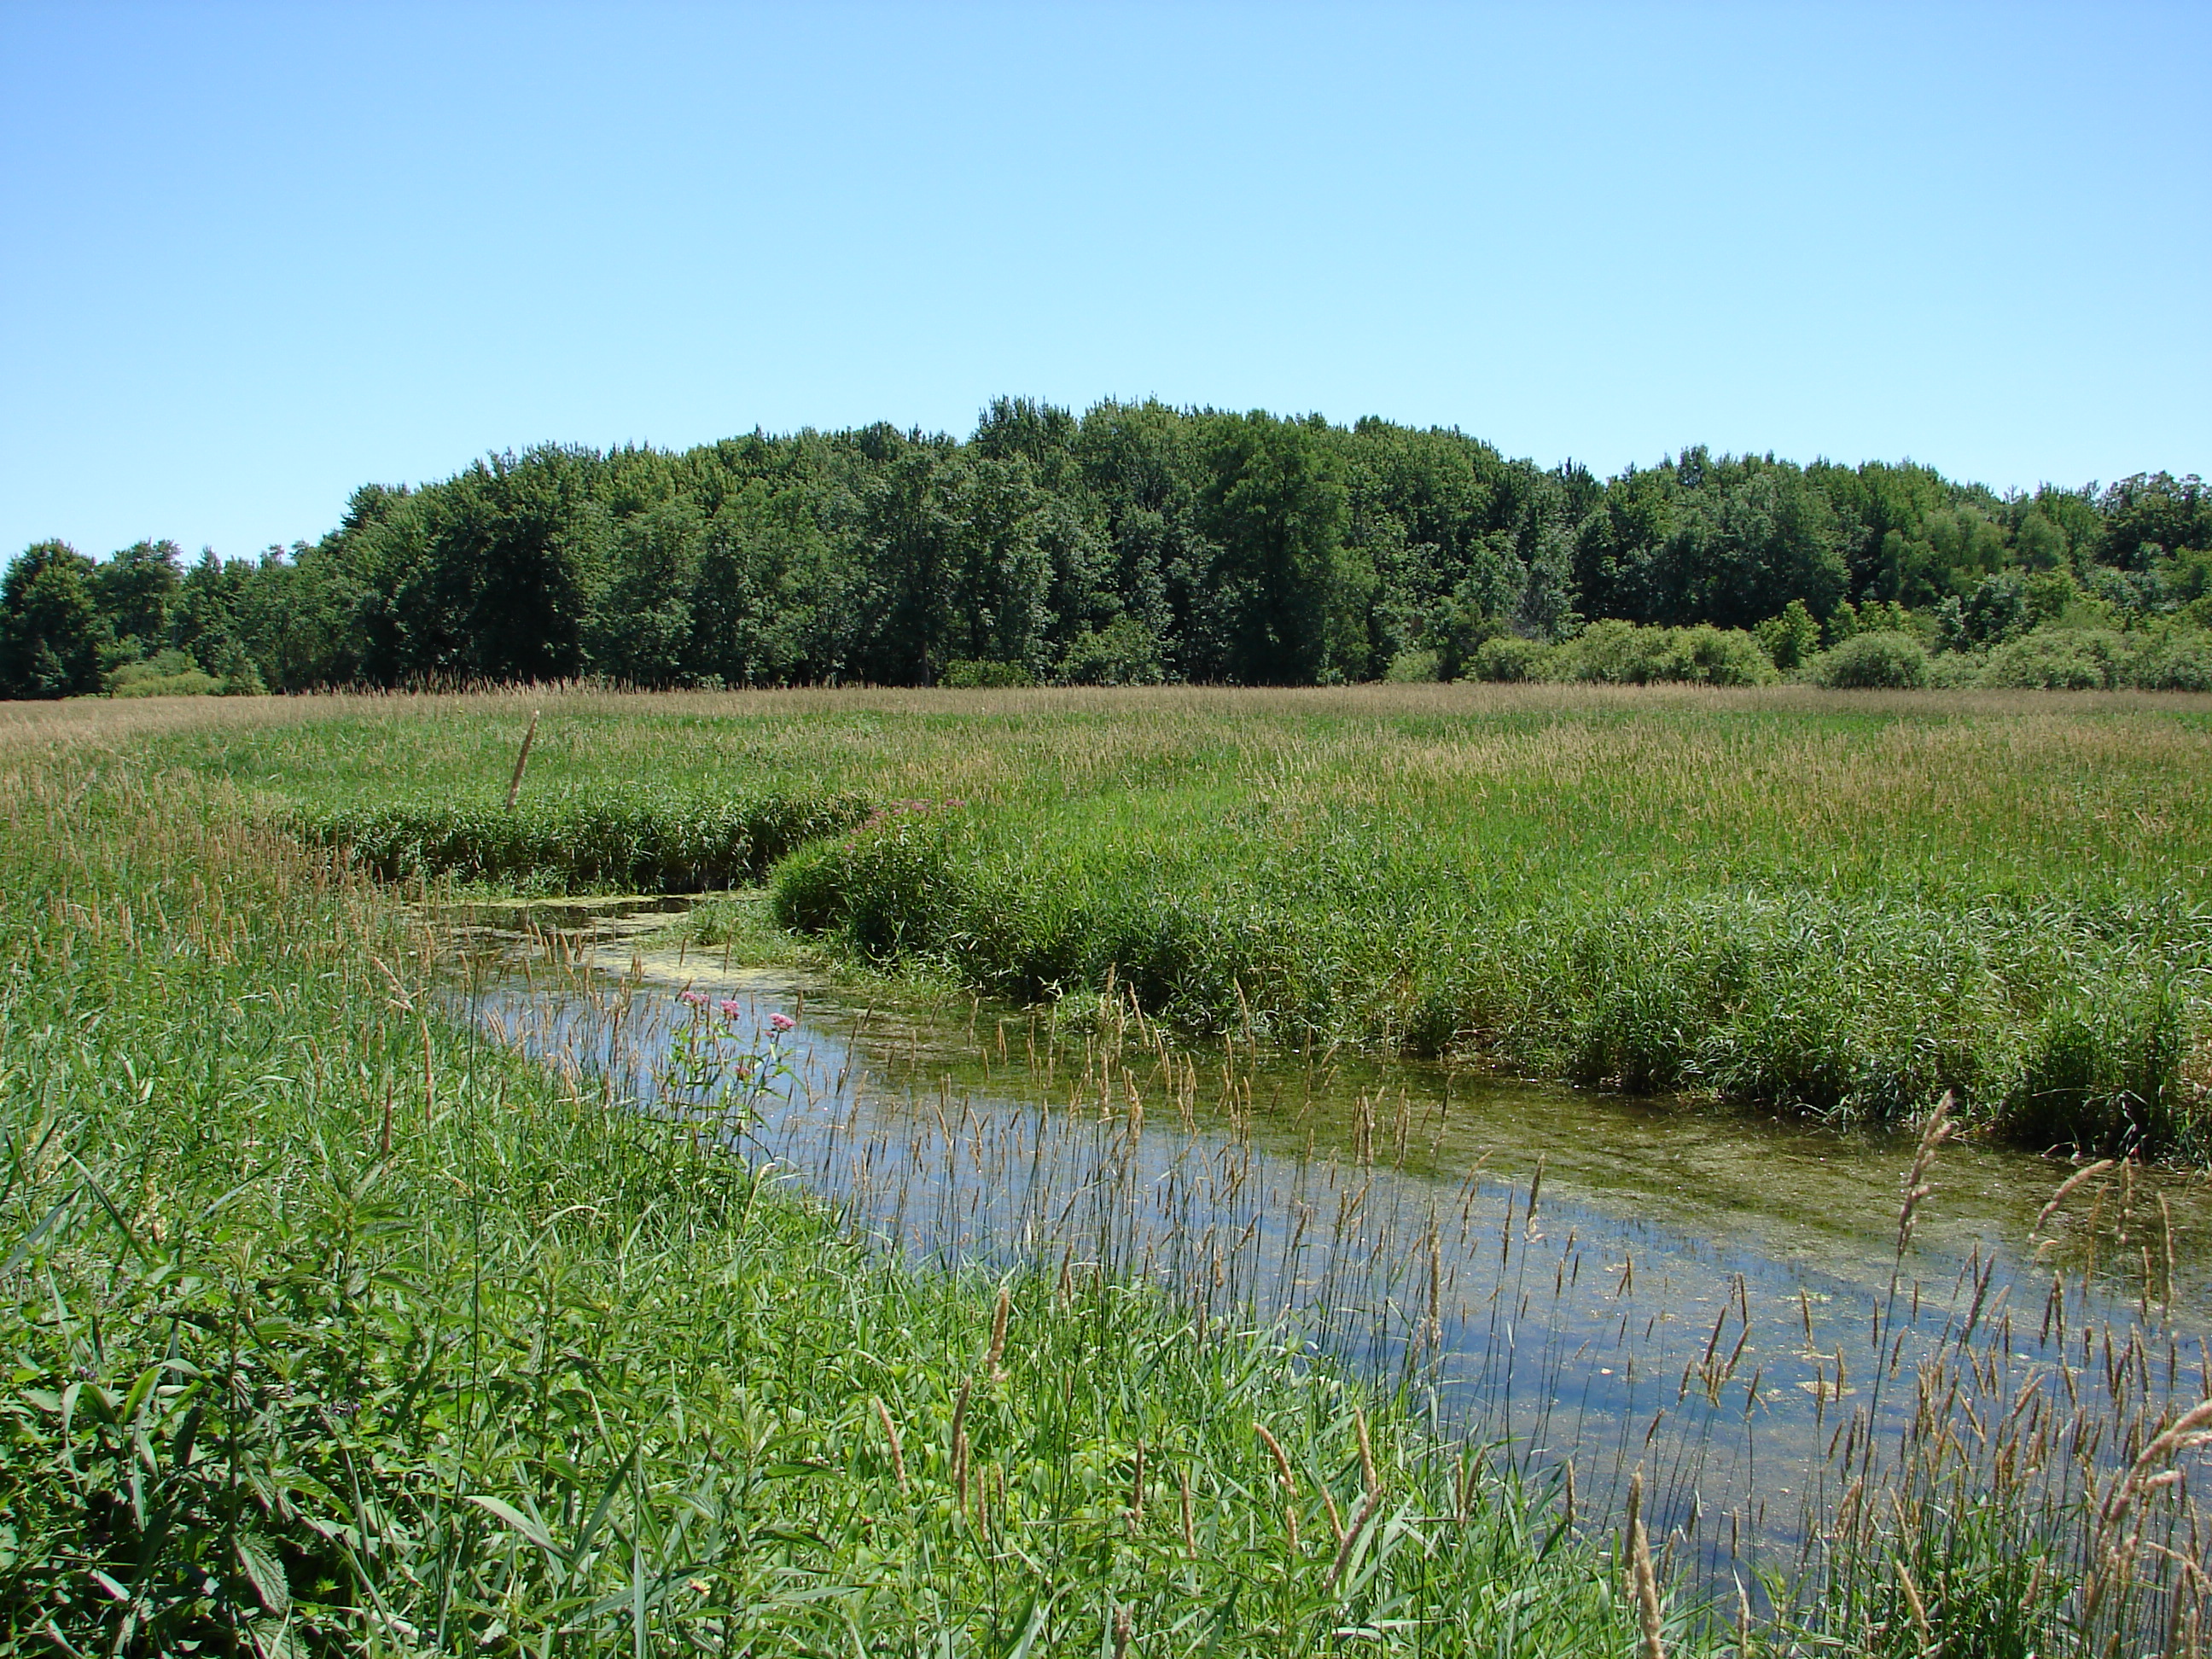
[4,682,2209,1655]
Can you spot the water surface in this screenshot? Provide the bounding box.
[446,895,2212,1591]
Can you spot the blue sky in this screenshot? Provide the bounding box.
[3,2,2205,562]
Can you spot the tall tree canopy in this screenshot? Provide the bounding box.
[4,401,2205,696]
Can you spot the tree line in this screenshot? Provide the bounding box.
[4,399,2208,697]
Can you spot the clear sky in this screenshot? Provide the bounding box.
[3,1,2205,563]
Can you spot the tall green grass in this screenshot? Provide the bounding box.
[767,790,2212,1155]
[0,741,1698,1655]
[296,787,866,893]
[105,683,2212,1154]
[8,693,2210,1653]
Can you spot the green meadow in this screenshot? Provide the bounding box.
[152,680,2212,1154]
[6,683,2211,1656]
[0,699,1687,1657]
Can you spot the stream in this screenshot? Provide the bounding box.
[445,894,2212,1598]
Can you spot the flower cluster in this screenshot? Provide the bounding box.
[660,992,798,1127]
[680,989,787,1026]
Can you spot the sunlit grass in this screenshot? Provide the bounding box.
[61,682,2212,1149]
[0,725,1696,1656]
[5,689,2211,1653]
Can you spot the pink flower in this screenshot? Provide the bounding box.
[718,999,742,1020]
[678,991,707,1008]
[769,1012,796,1032]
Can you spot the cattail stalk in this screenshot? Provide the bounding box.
[872,1396,907,1493]
[986,1282,1010,1381]
[504,709,539,811]
[1254,1421,1301,1552]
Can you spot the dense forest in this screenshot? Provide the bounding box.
[4,399,2209,697]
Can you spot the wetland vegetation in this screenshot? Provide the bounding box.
[5,682,2211,1655]
[178,681,2212,1153]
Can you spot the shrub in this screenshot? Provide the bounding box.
[1808,631,1929,689]
[2122,625,2212,691]
[1980,627,2130,690]
[1970,622,2212,691]
[939,658,1035,689]
[1755,599,1822,672]
[1546,621,1775,686]
[1828,598,1920,646]
[1382,647,1441,683]
[1057,616,1168,686]
[1672,623,1779,686]
[1466,635,1551,682]
[1552,619,1666,684]
[108,649,222,698]
[1922,650,1988,689]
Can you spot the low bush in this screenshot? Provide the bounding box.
[1057,615,1169,685]
[1548,620,1778,686]
[1465,635,1551,682]
[1980,627,2133,690]
[299,787,868,892]
[1382,646,1441,683]
[939,658,1036,689]
[1971,622,2212,691]
[2130,625,2212,690]
[107,648,223,697]
[109,666,222,697]
[1754,599,1822,671]
[1671,622,1778,686]
[1922,649,1989,689]
[1808,631,1930,689]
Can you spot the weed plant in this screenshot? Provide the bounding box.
[0,725,1697,1655]
[99,683,2212,1155]
[295,787,866,894]
[5,693,2210,1653]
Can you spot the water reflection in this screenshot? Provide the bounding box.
[445,897,2212,1598]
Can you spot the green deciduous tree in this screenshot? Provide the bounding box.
[93,538,182,654]
[1755,598,1821,671]
[1191,413,1360,683]
[54,404,2205,694]
[0,542,108,699]
[585,498,705,686]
